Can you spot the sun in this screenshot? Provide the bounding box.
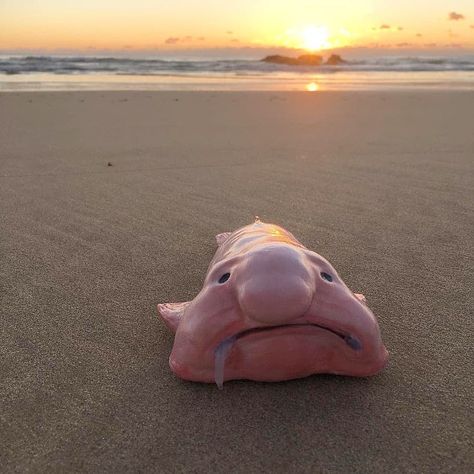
[300,26,331,51]
[282,25,335,51]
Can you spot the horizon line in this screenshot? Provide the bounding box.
[2,45,474,58]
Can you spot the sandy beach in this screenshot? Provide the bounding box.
[1,91,473,472]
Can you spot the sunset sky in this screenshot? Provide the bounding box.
[1,0,474,54]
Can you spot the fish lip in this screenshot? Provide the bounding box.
[215,322,362,352]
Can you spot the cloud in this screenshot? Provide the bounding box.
[165,37,180,45]
[470,25,474,29]
[198,36,206,41]
[449,12,465,21]
[416,33,423,37]
[375,24,403,31]
[226,30,233,35]
[396,42,412,47]
[231,38,240,43]
[165,36,195,45]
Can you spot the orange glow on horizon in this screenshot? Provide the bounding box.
[1,1,474,52]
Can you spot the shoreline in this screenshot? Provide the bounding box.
[2,70,474,92]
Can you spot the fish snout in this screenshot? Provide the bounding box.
[236,245,315,324]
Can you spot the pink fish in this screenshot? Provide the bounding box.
[158,220,388,389]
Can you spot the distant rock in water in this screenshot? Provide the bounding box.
[325,54,347,65]
[261,53,346,66]
[295,55,324,65]
[261,55,299,65]
[261,54,323,66]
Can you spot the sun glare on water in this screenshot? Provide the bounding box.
[306,82,319,92]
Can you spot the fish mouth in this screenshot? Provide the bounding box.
[213,323,362,389]
[230,323,362,351]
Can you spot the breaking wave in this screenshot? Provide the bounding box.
[2,54,474,76]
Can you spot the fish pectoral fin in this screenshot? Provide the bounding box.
[215,232,232,246]
[157,301,191,332]
[354,293,367,303]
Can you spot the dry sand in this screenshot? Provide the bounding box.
[1,91,473,473]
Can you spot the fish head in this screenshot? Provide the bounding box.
[158,242,388,387]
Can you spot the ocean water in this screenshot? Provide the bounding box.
[1,54,474,91]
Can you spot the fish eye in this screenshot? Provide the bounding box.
[218,273,231,284]
[321,272,333,282]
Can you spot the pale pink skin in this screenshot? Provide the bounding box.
[158,221,388,384]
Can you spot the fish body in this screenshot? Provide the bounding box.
[158,221,388,388]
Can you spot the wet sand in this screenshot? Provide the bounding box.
[1,91,473,472]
